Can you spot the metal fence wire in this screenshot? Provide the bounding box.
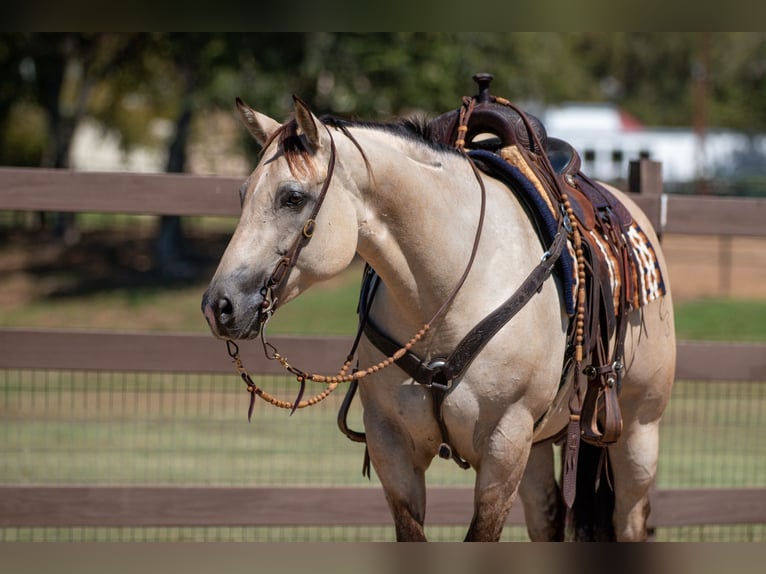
[1,369,764,541]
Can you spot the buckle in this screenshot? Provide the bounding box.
[425,359,452,391]
[559,203,574,234]
[302,218,316,238]
[583,360,624,388]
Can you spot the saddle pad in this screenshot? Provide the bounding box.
[468,149,666,316]
[468,149,576,315]
[626,223,666,307]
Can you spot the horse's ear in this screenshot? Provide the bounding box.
[236,97,280,147]
[292,95,324,151]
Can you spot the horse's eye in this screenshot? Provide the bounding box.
[277,184,307,210]
[285,191,305,207]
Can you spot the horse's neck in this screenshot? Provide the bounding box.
[347,128,543,338]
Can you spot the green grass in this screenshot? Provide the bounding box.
[0,262,364,335]
[674,298,766,342]
[2,239,765,541]
[0,284,213,332]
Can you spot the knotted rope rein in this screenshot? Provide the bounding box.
[227,322,432,420]
[486,93,589,511]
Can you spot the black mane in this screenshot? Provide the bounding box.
[322,115,458,155]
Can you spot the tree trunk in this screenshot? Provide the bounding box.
[155,105,194,279]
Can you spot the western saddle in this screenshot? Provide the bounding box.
[341,74,641,507]
[427,74,639,500]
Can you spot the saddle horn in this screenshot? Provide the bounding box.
[428,73,547,153]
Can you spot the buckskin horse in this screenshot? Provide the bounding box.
[202,75,675,541]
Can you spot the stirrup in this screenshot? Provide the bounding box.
[580,365,623,446]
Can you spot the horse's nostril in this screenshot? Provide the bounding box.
[217,297,234,318]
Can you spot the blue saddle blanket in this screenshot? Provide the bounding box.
[469,149,577,315]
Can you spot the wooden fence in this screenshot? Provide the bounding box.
[1,161,765,536]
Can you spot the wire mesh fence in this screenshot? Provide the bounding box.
[1,368,764,541]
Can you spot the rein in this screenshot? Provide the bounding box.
[226,116,489,419]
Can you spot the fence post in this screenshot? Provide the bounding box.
[629,159,664,237]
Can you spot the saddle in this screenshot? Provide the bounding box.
[428,74,634,450]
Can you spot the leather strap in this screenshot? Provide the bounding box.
[578,205,632,448]
[362,218,568,388]
[260,124,338,315]
[435,225,568,385]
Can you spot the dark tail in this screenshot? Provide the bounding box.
[571,442,615,541]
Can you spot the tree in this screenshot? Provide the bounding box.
[0,33,146,240]
[139,34,249,278]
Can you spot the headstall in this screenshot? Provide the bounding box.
[225,111,489,420]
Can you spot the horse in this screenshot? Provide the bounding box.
[201,89,676,542]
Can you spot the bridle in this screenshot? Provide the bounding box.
[226,112,490,419]
[257,124,338,326]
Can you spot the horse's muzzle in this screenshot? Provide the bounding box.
[201,288,262,340]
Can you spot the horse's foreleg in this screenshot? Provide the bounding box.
[518,441,565,541]
[464,412,533,541]
[364,415,429,541]
[388,484,427,542]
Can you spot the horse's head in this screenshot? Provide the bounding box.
[202,96,360,340]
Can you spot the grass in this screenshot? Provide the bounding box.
[1,224,765,541]
[3,258,766,342]
[674,298,766,342]
[0,262,364,336]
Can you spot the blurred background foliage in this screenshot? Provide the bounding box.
[2,32,766,170]
[1,32,765,278]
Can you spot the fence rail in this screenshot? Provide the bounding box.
[0,329,764,382]
[1,162,765,538]
[1,165,766,236]
[2,485,764,529]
